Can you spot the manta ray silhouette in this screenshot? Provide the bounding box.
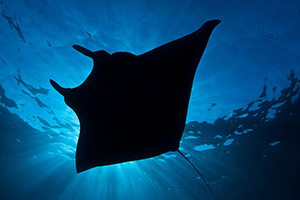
[50,19,220,193]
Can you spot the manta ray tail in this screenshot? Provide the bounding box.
[177,150,213,194]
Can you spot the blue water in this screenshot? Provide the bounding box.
[1,0,300,199]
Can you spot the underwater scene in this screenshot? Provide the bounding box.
[0,0,299,199]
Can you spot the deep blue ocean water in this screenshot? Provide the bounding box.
[0,0,300,199]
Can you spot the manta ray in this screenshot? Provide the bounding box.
[50,19,220,193]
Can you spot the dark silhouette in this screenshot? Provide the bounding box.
[50,20,220,192]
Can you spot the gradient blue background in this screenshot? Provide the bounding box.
[0,0,300,199]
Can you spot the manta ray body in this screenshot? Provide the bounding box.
[50,20,220,192]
